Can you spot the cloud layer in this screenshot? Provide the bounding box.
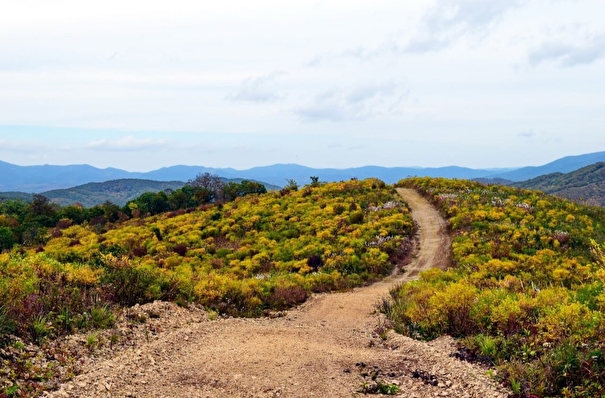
[0,1,603,170]
[295,82,407,122]
[86,136,170,151]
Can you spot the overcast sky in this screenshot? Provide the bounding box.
[1,0,604,172]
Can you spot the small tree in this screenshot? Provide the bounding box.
[188,173,225,203]
[284,179,299,191]
[27,194,58,227]
[239,180,267,195]
[0,226,15,252]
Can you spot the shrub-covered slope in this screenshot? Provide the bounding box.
[1,178,413,333]
[389,177,605,397]
[0,178,415,395]
[512,162,605,207]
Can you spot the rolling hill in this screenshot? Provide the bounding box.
[0,178,281,207]
[43,179,187,207]
[512,162,605,206]
[489,150,605,182]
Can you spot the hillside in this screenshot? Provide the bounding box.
[0,178,281,208]
[44,189,508,398]
[42,179,186,207]
[392,177,605,397]
[3,177,605,396]
[490,150,605,181]
[0,191,33,202]
[0,178,419,396]
[512,162,605,206]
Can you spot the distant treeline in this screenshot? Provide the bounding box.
[0,173,266,251]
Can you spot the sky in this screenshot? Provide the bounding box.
[0,0,604,172]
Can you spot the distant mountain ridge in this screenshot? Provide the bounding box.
[512,162,605,207]
[1,150,604,192]
[0,160,134,192]
[489,151,605,181]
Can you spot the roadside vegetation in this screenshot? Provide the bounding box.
[388,177,605,397]
[0,177,414,396]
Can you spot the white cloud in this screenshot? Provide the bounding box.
[86,136,170,151]
[295,82,407,122]
[528,34,605,67]
[228,72,285,103]
[405,0,524,53]
[517,130,535,140]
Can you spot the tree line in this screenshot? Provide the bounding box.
[0,173,266,251]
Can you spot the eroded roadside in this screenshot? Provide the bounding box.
[48,188,508,398]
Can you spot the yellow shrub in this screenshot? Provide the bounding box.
[65,263,103,286]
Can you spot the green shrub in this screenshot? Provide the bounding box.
[90,305,115,329]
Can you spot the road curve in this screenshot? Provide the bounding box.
[396,188,451,281]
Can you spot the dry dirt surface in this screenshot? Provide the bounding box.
[47,188,510,398]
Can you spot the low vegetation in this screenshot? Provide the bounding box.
[9,170,605,397]
[512,162,605,207]
[0,177,414,396]
[0,173,268,252]
[388,177,605,397]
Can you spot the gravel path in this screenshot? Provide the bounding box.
[48,188,510,398]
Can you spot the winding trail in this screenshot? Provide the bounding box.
[50,189,507,398]
[395,188,450,280]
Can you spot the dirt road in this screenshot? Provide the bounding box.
[49,189,508,398]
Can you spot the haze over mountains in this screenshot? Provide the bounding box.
[1,151,604,193]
